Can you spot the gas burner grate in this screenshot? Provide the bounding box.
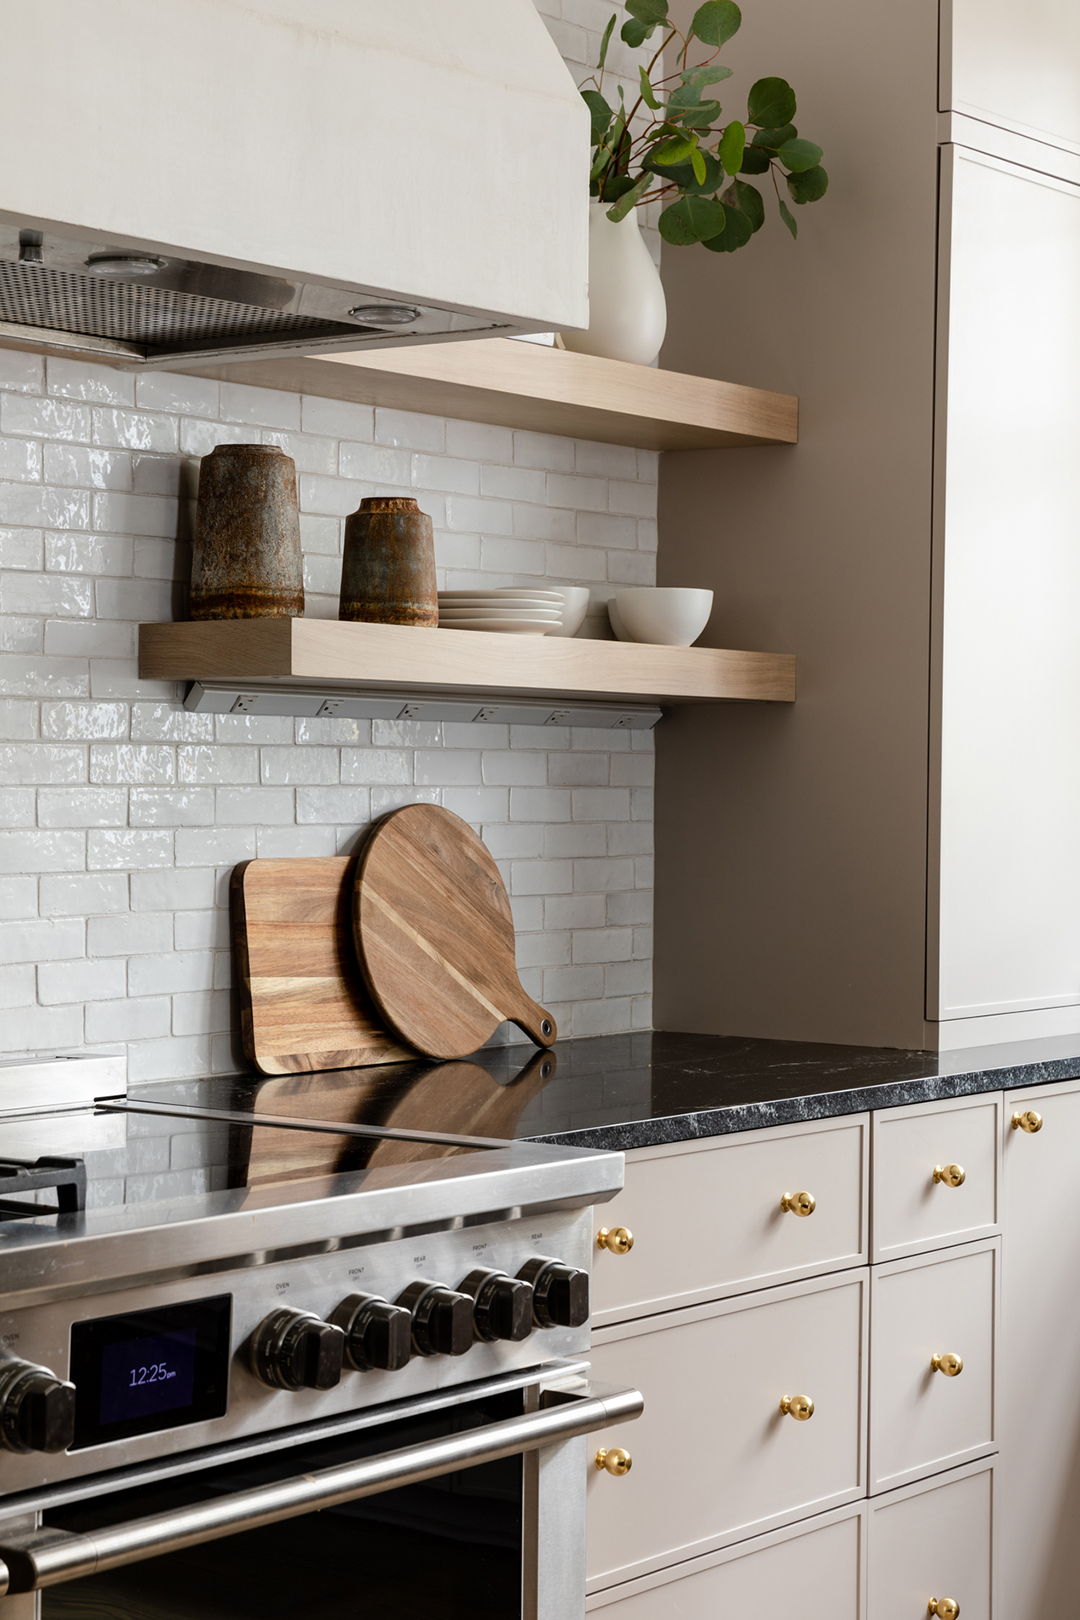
[0,260,358,353]
[0,1155,86,1218]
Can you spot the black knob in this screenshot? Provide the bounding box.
[329,1294,413,1372]
[395,1280,474,1358]
[249,1308,345,1391]
[459,1269,534,1343]
[0,1361,76,1454]
[516,1257,590,1329]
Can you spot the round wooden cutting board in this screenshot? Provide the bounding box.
[352,804,557,1061]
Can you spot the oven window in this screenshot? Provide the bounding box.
[43,1392,524,1620]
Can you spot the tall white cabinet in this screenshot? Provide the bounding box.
[932,145,1080,1031]
[656,0,1080,1053]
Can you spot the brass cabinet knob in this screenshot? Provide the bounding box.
[1012,1109,1043,1134]
[781,1191,816,1217]
[779,1393,815,1421]
[928,1600,960,1619]
[931,1352,964,1377]
[595,1447,632,1476]
[597,1226,634,1255]
[933,1163,966,1187]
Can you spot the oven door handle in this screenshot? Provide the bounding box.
[0,1381,643,1596]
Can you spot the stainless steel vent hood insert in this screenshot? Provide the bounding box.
[0,0,589,368]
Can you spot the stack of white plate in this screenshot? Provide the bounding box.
[438,588,565,635]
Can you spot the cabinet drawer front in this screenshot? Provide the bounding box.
[586,1270,868,1591]
[592,1116,868,1327]
[869,1238,998,1493]
[586,1503,865,1617]
[871,1093,1002,1261]
[868,1461,993,1620]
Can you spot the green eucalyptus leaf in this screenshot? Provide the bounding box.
[690,0,741,47]
[653,133,696,164]
[598,13,616,69]
[682,64,733,86]
[621,18,652,45]
[644,148,724,195]
[751,123,796,149]
[721,176,765,231]
[590,143,613,181]
[718,119,746,175]
[666,82,702,110]
[747,77,796,128]
[638,66,662,110]
[681,98,722,127]
[581,89,613,142]
[603,171,638,204]
[779,198,798,238]
[626,0,669,22]
[690,146,707,184]
[659,193,726,245]
[606,170,654,221]
[776,138,823,173]
[703,204,753,251]
[739,143,770,174]
[786,164,829,203]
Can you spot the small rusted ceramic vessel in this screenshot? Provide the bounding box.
[189,443,304,619]
[339,496,437,627]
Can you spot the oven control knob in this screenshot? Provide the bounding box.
[516,1257,590,1330]
[0,1359,76,1454]
[329,1294,413,1372]
[249,1308,345,1392]
[458,1269,534,1343]
[395,1280,474,1358]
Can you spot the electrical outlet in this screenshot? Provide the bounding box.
[316,698,345,717]
[474,707,500,722]
[229,694,259,713]
[545,710,571,725]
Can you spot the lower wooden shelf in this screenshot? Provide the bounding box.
[139,619,796,709]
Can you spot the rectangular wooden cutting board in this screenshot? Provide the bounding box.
[230,856,415,1075]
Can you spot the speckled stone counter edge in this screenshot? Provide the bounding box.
[527,1053,1080,1153]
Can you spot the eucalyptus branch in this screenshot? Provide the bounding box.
[581,3,829,253]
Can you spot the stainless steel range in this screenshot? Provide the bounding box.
[0,1058,641,1620]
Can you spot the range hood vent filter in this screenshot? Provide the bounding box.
[0,259,360,356]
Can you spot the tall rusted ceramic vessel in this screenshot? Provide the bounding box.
[339,496,437,627]
[190,444,304,619]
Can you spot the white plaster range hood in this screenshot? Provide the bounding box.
[0,0,588,368]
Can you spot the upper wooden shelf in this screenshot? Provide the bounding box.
[139,619,796,706]
[175,338,798,453]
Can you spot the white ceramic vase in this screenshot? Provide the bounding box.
[561,200,667,366]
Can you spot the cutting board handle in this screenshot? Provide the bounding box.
[504,987,557,1049]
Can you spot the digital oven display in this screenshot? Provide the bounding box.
[70,1296,231,1450]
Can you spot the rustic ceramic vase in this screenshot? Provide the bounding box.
[560,200,667,366]
[339,496,438,626]
[189,443,304,619]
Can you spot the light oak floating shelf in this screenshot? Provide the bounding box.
[139,619,796,725]
[175,338,798,453]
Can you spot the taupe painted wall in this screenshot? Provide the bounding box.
[654,0,940,1048]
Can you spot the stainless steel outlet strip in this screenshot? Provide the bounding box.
[0,1384,642,1596]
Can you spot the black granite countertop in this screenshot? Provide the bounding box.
[132,1030,1080,1156]
[484,1028,1080,1151]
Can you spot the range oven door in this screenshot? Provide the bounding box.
[0,1376,641,1620]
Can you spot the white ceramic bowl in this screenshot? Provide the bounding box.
[607,599,631,641]
[547,586,591,638]
[614,587,713,647]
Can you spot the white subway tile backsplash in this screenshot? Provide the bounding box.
[39,956,126,1004]
[0,36,657,1061]
[2,396,90,442]
[38,787,126,827]
[0,350,43,395]
[301,395,373,442]
[0,483,90,529]
[0,527,44,569]
[219,381,300,431]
